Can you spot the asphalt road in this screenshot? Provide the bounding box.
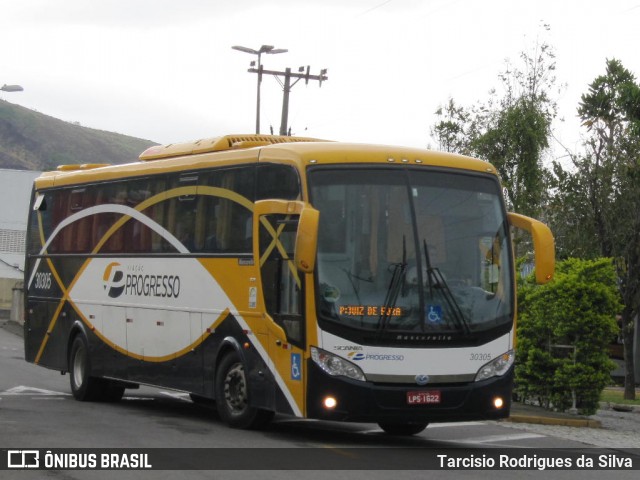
[1,321,638,479]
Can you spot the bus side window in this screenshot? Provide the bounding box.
[256,164,300,201]
[91,184,115,252]
[30,191,52,255]
[147,177,169,253]
[49,189,73,253]
[75,188,94,253]
[28,193,43,255]
[173,174,198,252]
[199,166,255,254]
[60,189,84,253]
[197,195,222,253]
[124,179,158,253]
[97,184,127,253]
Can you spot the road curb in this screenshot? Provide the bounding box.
[505,414,602,428]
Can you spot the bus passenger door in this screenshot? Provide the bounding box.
[254,201,307,416]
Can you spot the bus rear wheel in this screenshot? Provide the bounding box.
[215,351,273,429]
[69,334,124,402]
[378,422,428,436]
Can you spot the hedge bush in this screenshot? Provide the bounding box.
[515,258,620,414]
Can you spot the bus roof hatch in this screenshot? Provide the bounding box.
[139,134,326,161]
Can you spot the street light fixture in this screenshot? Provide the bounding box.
[232,44,288,134]
[1,84,24,92]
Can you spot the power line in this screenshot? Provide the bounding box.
[355,0,394,18]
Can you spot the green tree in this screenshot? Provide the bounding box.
[552,59,640,399]
[432,98,470,155]
[516,258,620,414]
[431,38,558,222]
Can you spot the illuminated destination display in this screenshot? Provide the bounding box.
[338,305,404,317]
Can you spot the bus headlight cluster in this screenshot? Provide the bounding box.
[311,347,366,382]
[474,350,515,382]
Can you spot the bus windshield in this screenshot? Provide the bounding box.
[308,167,514,344]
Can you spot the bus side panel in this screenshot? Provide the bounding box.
[26,299,288,416]
[24,299,59,365]
[104,310,287,415]
[24,299,73,371]
[121,308,199,392]
[95,304,128,380]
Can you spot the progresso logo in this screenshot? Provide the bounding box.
[102,262,125,298]
[102,262,181,299]
[347,351,404,362]
[347,351,366,361]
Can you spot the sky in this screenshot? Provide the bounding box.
[1,0,639,162]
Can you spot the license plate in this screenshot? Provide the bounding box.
[407,390,441,405]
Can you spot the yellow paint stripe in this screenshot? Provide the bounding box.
[34,299,66,364]
[257,216,301,288]
[259,219,288,266]
[36,210,47,252]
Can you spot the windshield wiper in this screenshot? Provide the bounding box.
[378,235,407,333]
[423,239,470,335]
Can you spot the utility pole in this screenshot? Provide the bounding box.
[248,65,328,136]
[232,45,288,134]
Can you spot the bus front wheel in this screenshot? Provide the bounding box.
[378,422,428,436]
[215,351,273,429]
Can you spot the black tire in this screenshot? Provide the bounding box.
[215,351,274,429]
[68,334,104,401]
[68,334,124,402]
[378,422,428,436]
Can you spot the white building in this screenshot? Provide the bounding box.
[0,169,40,315]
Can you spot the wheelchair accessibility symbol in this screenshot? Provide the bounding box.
[291,353,301,381]
[426,305,443,324]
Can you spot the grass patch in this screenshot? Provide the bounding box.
[601,388,640,406]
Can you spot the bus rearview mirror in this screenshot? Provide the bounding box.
[295,207,319,273]
[507,212,555,284]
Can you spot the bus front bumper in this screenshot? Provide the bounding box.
[306,360,513,424]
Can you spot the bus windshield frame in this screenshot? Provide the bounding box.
[308,165,515,347]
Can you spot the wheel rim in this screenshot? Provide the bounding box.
[72,344,86,389]
[223,363,248,414]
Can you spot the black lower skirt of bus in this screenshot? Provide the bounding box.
[306,360,513,424]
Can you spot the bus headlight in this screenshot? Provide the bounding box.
[311,347,366,382]
[474,350,514,382]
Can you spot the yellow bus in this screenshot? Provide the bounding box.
[24,134,554,435]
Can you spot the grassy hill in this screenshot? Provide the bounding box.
[0,99,157,171]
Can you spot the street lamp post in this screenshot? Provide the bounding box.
[232,45,287,134]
